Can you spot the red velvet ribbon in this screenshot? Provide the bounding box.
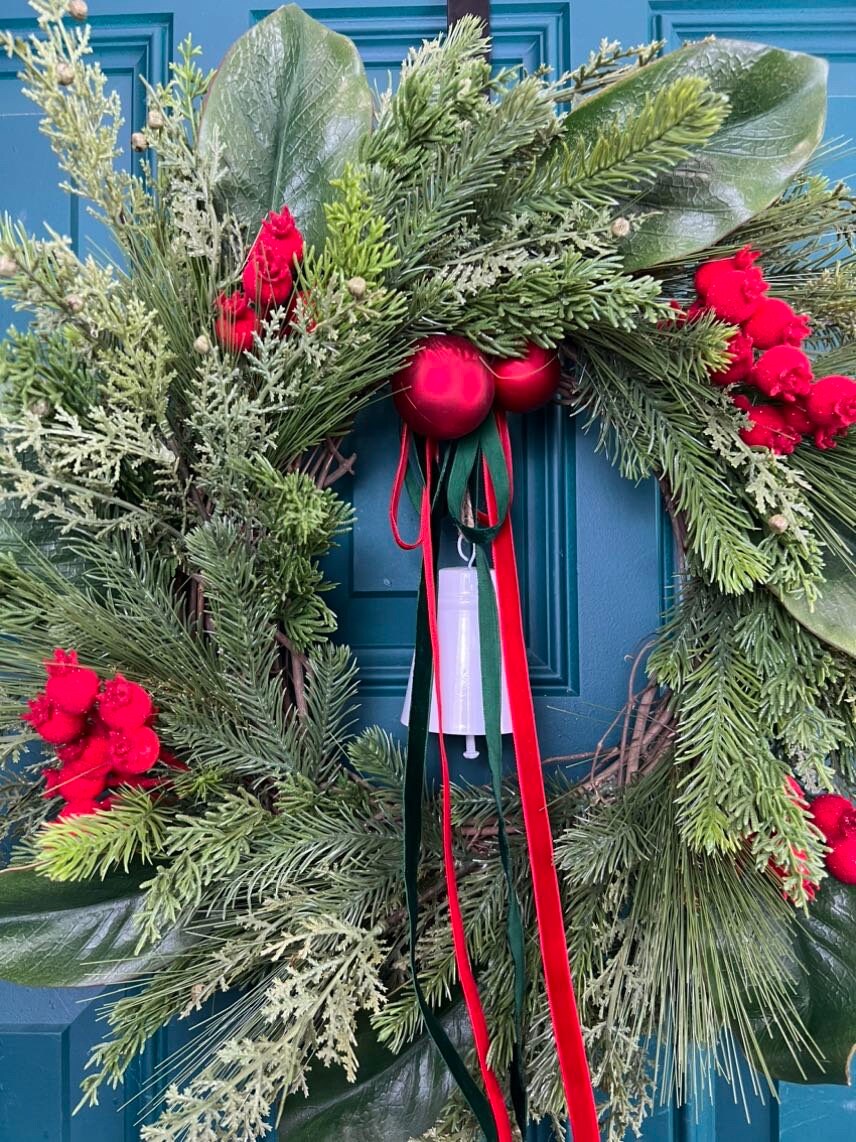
[390,427,514,1142]
[485,410,600,1142]
[390,418,598,1141]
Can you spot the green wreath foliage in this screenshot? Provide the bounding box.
[0,3,855,1141]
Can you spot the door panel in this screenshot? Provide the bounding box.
[0,2,854,1139]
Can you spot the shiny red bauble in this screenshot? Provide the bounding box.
[825,836,856,885]
[391,336,494,440]
[490,342,561,413]
[810,793,856,841]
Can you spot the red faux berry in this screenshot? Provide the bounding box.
[107,724,160,775]
[781,403,813,438]
[825,835,856,884]
[700,267,768,325]
[242,246,294,310]
[258,207,304,268]
[742,298,811,350]
[98,675,153,731]
[213,291,260,354]
[23,693,84,745]
[709,330,754,386]
[749,346,813,402]
[805,375,856,429]
[42,767,63,798]
[44,648,100,715]
[810,793,856,842]
[694,246,760,297]
[56,798,102,820]
[56,747,109,801]
[735,399,800,454]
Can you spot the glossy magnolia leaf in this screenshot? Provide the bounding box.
[0,866,181,987]
[566,38,827,270]
[751,878,856,1084]
[778,531,856,659]
[277,1006,467,1141]
[198,4,372,250]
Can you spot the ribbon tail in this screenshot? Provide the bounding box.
[486,412,600,1142]
[422,440,514,1142]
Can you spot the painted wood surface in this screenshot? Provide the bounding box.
[0,2,854,1138]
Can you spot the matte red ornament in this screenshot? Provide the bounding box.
[391,336,494,439]
[749,345,813,402]
[490,343,560,413]
[825,835,856,884]
[810,793,856,842]
[709,331,754,386]
[742,298,811,349]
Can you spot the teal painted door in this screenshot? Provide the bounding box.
[0,1,854,1139]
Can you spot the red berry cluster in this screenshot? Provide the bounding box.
[679,247,856,454]
[213,207,305,353]
[23,650,181,821]
[810,792,856,885]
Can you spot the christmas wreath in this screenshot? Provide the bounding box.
[1,3,856,1140]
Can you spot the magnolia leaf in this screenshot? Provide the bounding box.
[566,38,827,270]
[277,1006,467,1140]
[751,878,856,1084]
[198,4,372,249]
[778,531,856,659]
[0,866,182,987]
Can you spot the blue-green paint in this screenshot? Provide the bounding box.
[1,2,855,1138]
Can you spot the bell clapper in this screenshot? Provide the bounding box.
[464,734,480,759]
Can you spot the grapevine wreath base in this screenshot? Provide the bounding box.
[1,3,856,1141]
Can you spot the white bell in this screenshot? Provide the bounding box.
[401,565,512,759]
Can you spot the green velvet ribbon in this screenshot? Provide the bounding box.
[402,449,499,1142]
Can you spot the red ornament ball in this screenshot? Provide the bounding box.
[392,336,494,440]
[810,793,856,842]
[489,343,561,413]
[825,836,856,884]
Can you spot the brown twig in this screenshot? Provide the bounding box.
[274,629,308,716]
